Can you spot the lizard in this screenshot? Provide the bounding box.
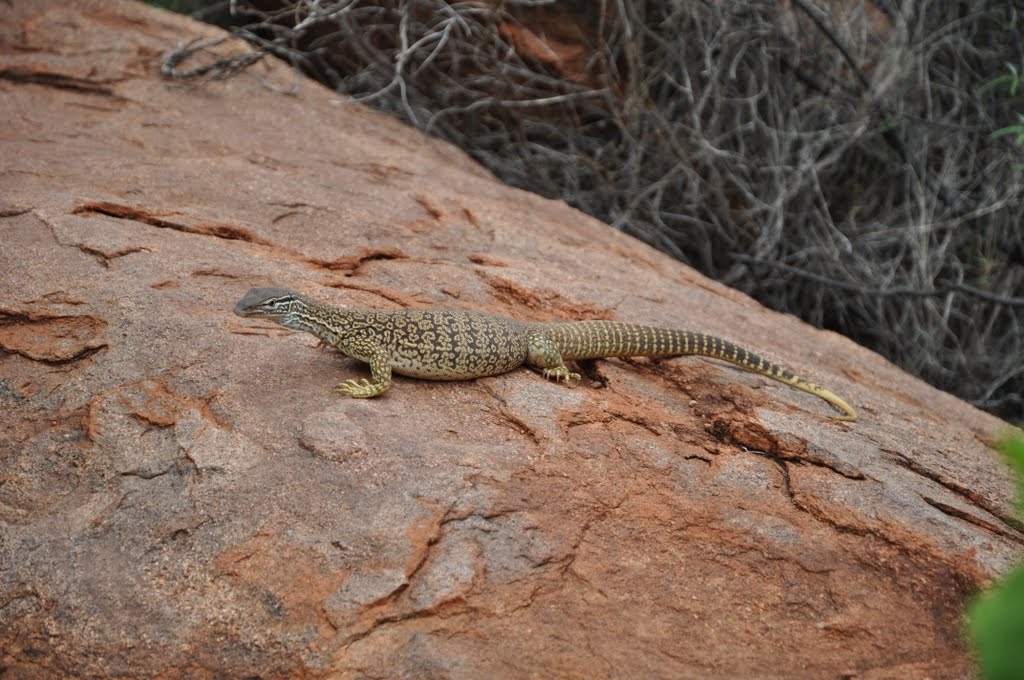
[233,287,857,422]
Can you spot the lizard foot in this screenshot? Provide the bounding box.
[542,366,581,383]
[336,378,385,398]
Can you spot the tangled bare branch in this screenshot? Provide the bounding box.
[164,0,1024,420]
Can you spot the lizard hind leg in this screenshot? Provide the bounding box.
[526,333,581,382]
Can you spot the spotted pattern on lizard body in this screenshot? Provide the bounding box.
[234,287,857,422]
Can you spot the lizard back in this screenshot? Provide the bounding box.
[348,309,530,380]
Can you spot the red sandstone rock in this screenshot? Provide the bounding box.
[0,2,1019,678]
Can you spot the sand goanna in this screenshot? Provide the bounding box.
[234,287,857,422]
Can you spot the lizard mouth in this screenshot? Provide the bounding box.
[234,287,296,319]
[233,304,284,321]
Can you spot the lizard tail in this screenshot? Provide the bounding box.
[535,321,857,422]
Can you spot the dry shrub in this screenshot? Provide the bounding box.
[165,0,1024,420]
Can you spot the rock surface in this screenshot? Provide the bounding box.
[0,1,1020,678]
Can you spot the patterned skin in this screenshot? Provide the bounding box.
[234,288,857,421]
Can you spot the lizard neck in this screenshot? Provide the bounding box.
[281,298,353,347]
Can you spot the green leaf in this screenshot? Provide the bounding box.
[968,434,1024,679]
[969,568,1024,680]
[997,433,1024,513]
[990,125,1024,141]
[978,74,1010,96]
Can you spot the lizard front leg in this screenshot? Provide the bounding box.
[337,345,393,398]
[526,333,580,382]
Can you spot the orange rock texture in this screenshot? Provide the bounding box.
[0,1,1020,677]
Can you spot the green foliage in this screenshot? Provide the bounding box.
[978,63,1020,98]
[991,113,1024,150]
[981,63,1024,171]
[992,115,1024,141]
[969,433,1024,680]
[970,568,1024,680]
[996,434,1024,516]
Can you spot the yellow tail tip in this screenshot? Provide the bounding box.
[795,382,857,422]
[821,391,857,422]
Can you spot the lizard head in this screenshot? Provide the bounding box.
[234,287,307,322]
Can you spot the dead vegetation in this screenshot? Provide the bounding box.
[163,0,1024,421]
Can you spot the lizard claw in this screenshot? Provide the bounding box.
[337,378,369,396]
[542,367,581,383]
[336,378,385,398]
